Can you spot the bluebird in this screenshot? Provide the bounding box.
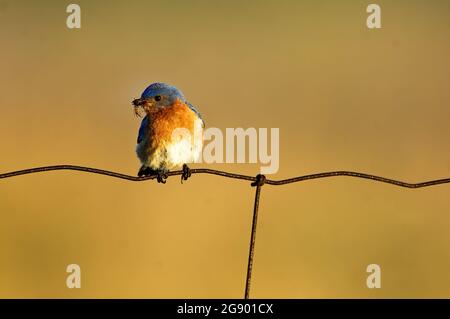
[132,83,204,183]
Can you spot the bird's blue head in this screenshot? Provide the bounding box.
[132,82,186,116]
[141,82,185,101]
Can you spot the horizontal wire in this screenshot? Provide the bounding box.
[0,165,449,188]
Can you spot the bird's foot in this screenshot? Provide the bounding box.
[156,170,168,184]
[137,166,168,184]
[138,166,152,177]
[181,164,192,184]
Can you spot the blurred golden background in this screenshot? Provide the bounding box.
[0,0,449,298]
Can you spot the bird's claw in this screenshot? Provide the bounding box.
[138,166,151,177]
[156,171,168,184]
[181,164,191,184]
[137,166,168,184]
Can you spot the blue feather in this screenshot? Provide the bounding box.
[137,115,149,144]
[187,102,205,127]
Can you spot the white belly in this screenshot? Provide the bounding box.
[137,127,203,170]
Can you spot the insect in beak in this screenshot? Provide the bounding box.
[132,98,145,117]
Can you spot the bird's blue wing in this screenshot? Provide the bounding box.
[187,102,205,127]
[137,115,149,144]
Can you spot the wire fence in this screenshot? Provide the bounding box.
[1,165,450,298]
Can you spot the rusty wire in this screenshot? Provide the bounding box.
[1,165,449,299]
[245,174,266,299]
[1,165,449,188]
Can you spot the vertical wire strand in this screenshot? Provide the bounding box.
[245,175,265,299]
[245,184,261,299]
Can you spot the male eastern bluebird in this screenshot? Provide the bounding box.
[132,83,204,183]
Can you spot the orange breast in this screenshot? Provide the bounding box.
[150,99,198,149]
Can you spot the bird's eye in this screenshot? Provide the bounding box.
[154,95,161,101]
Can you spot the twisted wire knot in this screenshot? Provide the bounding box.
[251,174,266,187]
